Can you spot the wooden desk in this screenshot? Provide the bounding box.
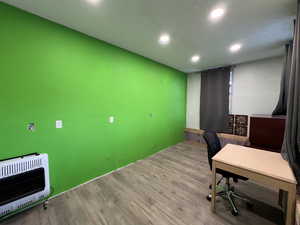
[211,144,297,225]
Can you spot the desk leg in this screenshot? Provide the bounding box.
[285,185,296,225]
[211,161,216,212]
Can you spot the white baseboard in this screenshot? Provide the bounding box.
[49,142,182,200]
[49,162,134,200]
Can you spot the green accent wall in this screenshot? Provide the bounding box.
[0,3,186,195]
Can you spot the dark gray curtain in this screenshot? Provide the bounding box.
[200,67,230,132]
[272,42,293,115]
[278,2,300,206]
[281,0,300,181]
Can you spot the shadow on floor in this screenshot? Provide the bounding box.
[246,198,284,225]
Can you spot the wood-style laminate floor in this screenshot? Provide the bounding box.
[2,142,284,225]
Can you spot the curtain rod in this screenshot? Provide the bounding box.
[190,65,235,74]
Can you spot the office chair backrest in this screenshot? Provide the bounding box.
[203,130,222,170]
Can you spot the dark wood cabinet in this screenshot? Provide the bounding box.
[249,115,286,152]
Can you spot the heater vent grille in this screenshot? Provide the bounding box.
[17,200,33,209]
[0,210,10,217]
[0,154,50,218]
[0,159,42,178]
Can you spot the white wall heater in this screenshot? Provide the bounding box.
[0,153,50,217]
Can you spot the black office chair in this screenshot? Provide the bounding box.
[203,130,252,216]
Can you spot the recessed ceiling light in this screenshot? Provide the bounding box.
[229,43,242,52]
[209,8,225,21]
[86,0,101,6]
[191,55,200,63]
[158,34,170,45]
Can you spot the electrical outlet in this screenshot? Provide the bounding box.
[56,120,63,128]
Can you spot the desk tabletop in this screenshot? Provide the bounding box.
[212,144,297,184]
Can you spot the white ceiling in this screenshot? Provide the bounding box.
[3,0,296,73]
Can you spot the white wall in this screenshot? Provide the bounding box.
[231,56,283,115]
[186,73,201,129]
[186,56,283,129]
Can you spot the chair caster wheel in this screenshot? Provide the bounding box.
[206,195,212,201]
[246,202,254,209]
[231,210,238,216]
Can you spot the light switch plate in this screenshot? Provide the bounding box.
[56,120,63,128]
[109,116,114,124]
